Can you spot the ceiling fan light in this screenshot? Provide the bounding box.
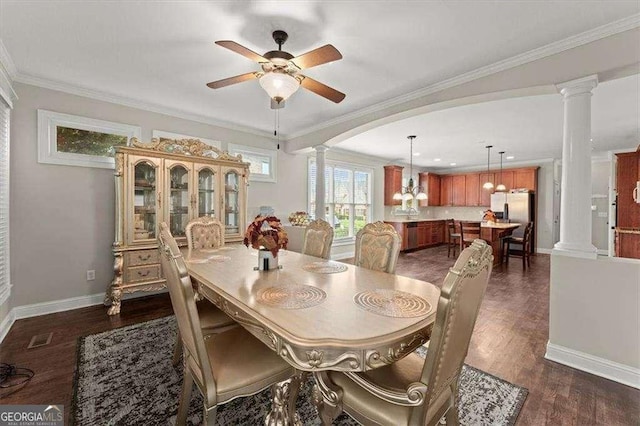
[496,183,507,192]
[259,72,300,102]
[416,192,428,200]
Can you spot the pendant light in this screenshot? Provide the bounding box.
[496,151,507,192]
[482,145,494,190]
[392,136,428,201]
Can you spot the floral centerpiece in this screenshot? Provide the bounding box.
[243,215,288,257]
[288,211,310,226]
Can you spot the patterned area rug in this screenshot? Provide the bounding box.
[72,316,527,425]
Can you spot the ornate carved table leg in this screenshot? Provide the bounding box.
[265,375,303,426]
[312,371,343,426]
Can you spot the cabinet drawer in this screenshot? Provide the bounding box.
[126,250,160,266]
[125,264,162,283]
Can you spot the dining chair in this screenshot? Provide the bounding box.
[504,222,533,270]
[446,219,461,258]
[172,217,237,366]
[158,223,297,425]
[459,221,481,250]
[185,216,225,250]
[301,218,334,259]
[354,221,402,274]
[313,239,493,426]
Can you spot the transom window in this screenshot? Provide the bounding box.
[308,158,373,240]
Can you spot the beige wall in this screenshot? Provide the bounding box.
[549,254,640,374]
[591,160,610,251]
[9,83,391,309]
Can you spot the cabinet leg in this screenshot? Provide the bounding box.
[107,286,122,316]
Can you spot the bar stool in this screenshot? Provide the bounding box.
[446,219,461,258]
[504,222,533,270]
[459,221,481,250]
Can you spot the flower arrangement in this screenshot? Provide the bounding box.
[243,215,288,257]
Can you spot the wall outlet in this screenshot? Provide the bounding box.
[86,270,95,281]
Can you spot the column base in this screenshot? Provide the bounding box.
[552,242,598,259]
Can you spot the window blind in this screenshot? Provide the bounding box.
[0,101,10,305]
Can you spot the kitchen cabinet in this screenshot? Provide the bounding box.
[440,175,453,206]
[615,230,640,259]
[107,138,249,315]
[452,175,466,206]
[418,172,441,207]
[495,170,514,192]
[384,220,446,251]
[513,168,537,192]
[615,152,640,229]
[465,173,480,206]
[479,172,495,206]
[384,165,404,206]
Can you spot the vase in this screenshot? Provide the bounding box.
[258,248,279,271]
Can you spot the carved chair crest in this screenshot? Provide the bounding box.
[302,219,334,259]
[354,221,401,274]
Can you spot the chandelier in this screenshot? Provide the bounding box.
[393,135,427,201]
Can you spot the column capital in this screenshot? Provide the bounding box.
[556,74,598,98]
[314,145,328,153]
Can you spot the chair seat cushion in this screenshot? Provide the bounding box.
[327,353,449,426]
[205,327,294,403]
[196,300,235,331]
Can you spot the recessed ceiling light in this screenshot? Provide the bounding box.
[434,158,441,162]
[450,162,457,166]
[413,152,421,156]
[506,156,515,160]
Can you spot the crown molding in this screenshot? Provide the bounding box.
[434,158,556,174]
[13,73,276,140]
[287,13,640,141]
[0,39,17,80]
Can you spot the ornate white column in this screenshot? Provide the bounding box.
[314,145,328,221]
[553,75,598,259]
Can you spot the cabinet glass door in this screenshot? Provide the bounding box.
[197,167,217,218]
[224,170,240,236]
[133,161,157,241]
[169,165,190,237]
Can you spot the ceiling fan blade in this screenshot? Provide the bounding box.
[206,72,258,89]
[215,40,269,63]
[290,44,342,70]
[300,76,346,103]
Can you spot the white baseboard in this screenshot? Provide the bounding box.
[332,251,355,261]
[545,342,640,389]
[0,289,168,344]
[536,248,552,254]
[0,308,16,345]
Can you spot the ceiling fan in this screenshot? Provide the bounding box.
[206,30,345,108]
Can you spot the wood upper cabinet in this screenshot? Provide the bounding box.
[616,152,640,228]
[440,175,453,206]
[479,172,495,206]
[465,173,480,206]
[384,165,404,206]
[495,170,514,192]
[513,168,537,192]
[418,172,441,207]
[452,175,466,206]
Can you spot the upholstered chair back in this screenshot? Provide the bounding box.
[412,239,493,424]
[186,216,224,250]
[158,223,217,403]
[301,219,334,259]
[354,221,401,274]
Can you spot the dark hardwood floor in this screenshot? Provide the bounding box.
[1,246,638,425]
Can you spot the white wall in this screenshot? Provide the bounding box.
[547,254,640,388]
[591,160,610,251]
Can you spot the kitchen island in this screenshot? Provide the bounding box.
[384,219,520,265]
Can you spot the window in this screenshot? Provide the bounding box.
[308,158,373,240]
[0,100,9,306]
[228,143,277,183]
[151,130,221,149]
[38,109,141,169]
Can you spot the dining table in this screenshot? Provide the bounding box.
[184,244,441,425]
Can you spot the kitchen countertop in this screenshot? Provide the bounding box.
[616,227,640,235]
[384,218,520,229]
[384,218,446,223]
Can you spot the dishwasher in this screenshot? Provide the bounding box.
[406,222,418,250]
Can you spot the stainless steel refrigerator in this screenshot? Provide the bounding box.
[491,191,535,252]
